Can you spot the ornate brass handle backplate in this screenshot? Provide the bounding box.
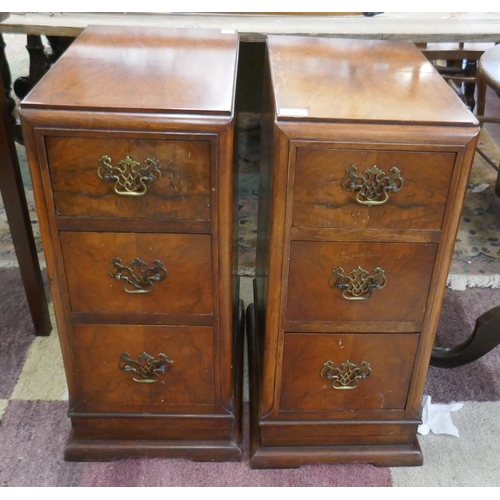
[320,359,372,390]
[119,352,173,383]
[97,155,162,196]
[341,164,404,206]
[330,266,386,301]
[109,257,167,294]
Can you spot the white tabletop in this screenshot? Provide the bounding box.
[1,12,500,43]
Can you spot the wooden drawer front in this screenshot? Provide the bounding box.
[292,147,455,230]
[45,136,211,220]
[74,324,214,411]
[287,241,437,324]
[280,333,418,412]
[61,232,213,315]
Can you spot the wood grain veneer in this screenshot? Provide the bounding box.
[46,135,212,220]
[251,35,480,468]
[20,25,242,462]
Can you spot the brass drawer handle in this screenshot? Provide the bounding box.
[320,360,372,390]
[330,266,386,301]
[109,257,168,294]
[119,352,173,383]
[97,155,161,196]
[341,164,404,206]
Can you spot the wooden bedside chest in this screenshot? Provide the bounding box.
[250,36,480,468]
[20,25,243,461]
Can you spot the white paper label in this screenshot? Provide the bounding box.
[221,29,236,34]
[279,108,309,117]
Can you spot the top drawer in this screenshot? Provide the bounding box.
[292,147,455,230]
[45,135,211,221]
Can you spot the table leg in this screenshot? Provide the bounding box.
[13,35,51,102]
[0,74,51,336]
[13,35,75,103]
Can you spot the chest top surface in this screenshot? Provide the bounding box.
[267,35,477,127]
[22,25,239,115]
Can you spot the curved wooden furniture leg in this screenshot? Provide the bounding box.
[430,306,500,368]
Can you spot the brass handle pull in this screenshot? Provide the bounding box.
[320,360,372,390]
[330,266,386,301]
[109,257,168,294]
[119,352,173,383]
[341,164,404,206]
[97,155,161,196]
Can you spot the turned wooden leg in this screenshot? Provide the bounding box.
[46,35,75,63]
[430,306,500,368]
[13,35,74,102]
[0,74,52,336]
[0,34,15,126]
[0,34,23,144]
[14,35,51,101]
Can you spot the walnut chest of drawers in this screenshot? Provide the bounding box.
[250,36,480,468]
[20,26,243,461]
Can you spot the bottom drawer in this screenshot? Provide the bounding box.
[280,333,418,412]
[73,324,215,413]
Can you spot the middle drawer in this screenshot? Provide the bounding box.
[60,232,213,315]
[286,241,437,324]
